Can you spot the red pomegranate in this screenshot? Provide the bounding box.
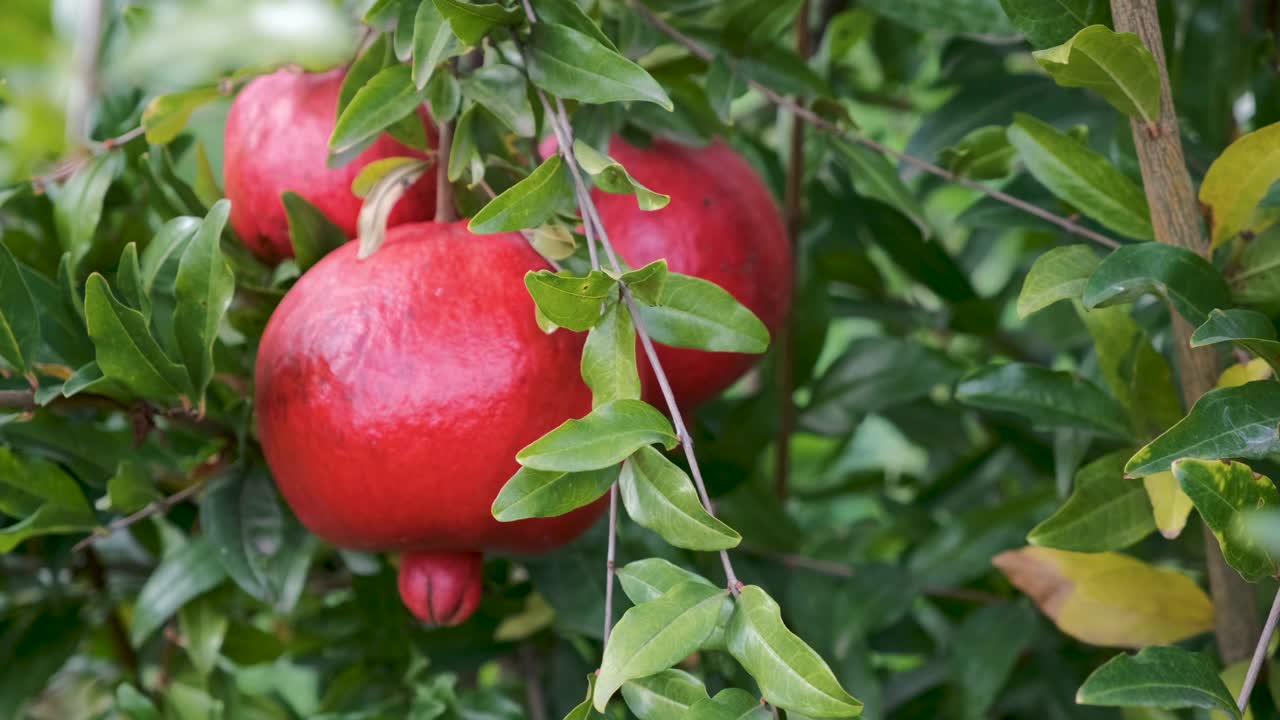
[544,135,792,408]
[255,222,601,625]
[224,68,438,263]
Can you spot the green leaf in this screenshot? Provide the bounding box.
[140,216,202,296]
[1192,308,1280,375]
[142,87,223,144]
[1007,113,1153,239]
[461,64,536,137]
[1127,381,1280,476]
[115,684,160,720]
[1034,25,1161,123]
[858,0,1016,35]
[1200,122,1280,249]
[726,585,862,717]
[1080,305,1183,439]
[632,272,769,354]
[533,0,617,50]
[564,675,601,720]
[1077,647,1241,718]
[84,274,192,403]
[178,594,228,678]
[107,460,161,513]
[53,152,123,269]
[341,34,390,114]
[573,141,670,211]
[116,243,150,320]
[524,269,619,332]
[130,537,229,646]
[174,199,235,408]
[582,300,640,407]
[593,581,729,711]
[955,363,1133,438]
[621,670,711,720]
[952,603,1038,720]
[329,64,427,157]
[618,260,668,305]
[706,55,745,124]
[830,138,928,233]
[616,558,717,605]
[1174,458,1280,582]
[0,449,95,552]
[999,0,1111,48]
[434,0,523,45]
[491,465,618,521]
[1082,242,1230,326]
[61,361,129,401]
[469,154,575,234]
[687,689,772,720]
[0,240,39,374]
[1017,243,1100,317]
[425,68,461,122]
[938,125,1018,180]
[283,191,348,271]
[200,466,314,612]
[1028,451,1155,551]
[526,23,673,111]
[516,399,677,472]
[193,141,222,207]
[448,104,486,185]
[413,1,461,89]
[620,447,741,551]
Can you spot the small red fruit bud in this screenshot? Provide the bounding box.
[397,550,484,628]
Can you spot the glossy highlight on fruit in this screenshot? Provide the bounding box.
[397,550,484,627]
[224,67,438,263]
[256,221,601,552]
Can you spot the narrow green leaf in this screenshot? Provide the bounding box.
[616,558,717,605]
[115,684,160,720]
[687,688,772,720]
[1082,242,1230,327]
[491,465,618,521]
[955,363,1133,438]
[564,675,601,720]
[859,0,1016,35]
[1077,647,1240,718]
[573,141,670,211]
[0,241,39,374]
[1127,381,1280,476]
[434,0,523,45]
[618,260,668,305]
[594,582,729,711]
[448,104,486,185]
[469,154,575,234]
[830,138,928,233]
[142,87,223,144]
[726,585,862,717]
[1028,451,1155,551]
[581,301,641,407]
[329,64,427,156]
[705,55,745,124]
[174,200,235,407]
[53,152,123,269]
[84,274,192,403]
[130,538,228,646]
[341,34,391,114]
[1034,25,1160,123]
[283,191,348,271]
[1192,308,1280,375]
[1200,122,1280,249]
[193,141,223,207]
[533,0,617,50]
[140,216,202,295]
[516,399,677,472]
[116,243,150,321]
[1017,244,1100,317]
[527,23,673,111]
[952,603,1038,720]
[524,269,619,331]
[1079,304,1183,439]
[632,272,769,354]
[178,594,228,678]
[461,64,536,136]
[1174,458,1280,582]
[622,669,711,720]
[999,0,1110,49]
[107,460,161,513]
[620,447,741,551]
[1007,113,1153,239]
[425,68,461,122]
[938,125,1018,180]
[412,1,461,89]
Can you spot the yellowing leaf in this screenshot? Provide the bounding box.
[1217,358,1273,389]
[1143,472,1195,540]
[1201,122,1280,248]
[993,547,1213,648]
[1213,660,1254,720]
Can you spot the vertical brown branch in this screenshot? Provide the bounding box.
[775,0,813,499]
[1110,0,1260,664]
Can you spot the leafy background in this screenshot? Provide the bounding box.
[4,0,1280,718]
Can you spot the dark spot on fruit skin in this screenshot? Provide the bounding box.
[703,197,713,207]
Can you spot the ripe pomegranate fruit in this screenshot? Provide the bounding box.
[543,135,792,408]
[224,68,438,263]
[255,222,601,626]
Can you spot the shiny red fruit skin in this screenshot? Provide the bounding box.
[255,222,601,553]
[397,550,484,627]
[224,68,438,264]
[558,136,792,408]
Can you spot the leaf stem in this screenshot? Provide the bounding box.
[604,483,619,644]
[434,116,457,223]
[630,0,1121,250]
[1237,585,1280,713]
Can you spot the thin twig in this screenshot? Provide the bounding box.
[604,485,619,644]
[741,546,1002,603]
[1237,586,1280,713]
[631,1,1121,251]
[519,643,549,720]
[71,453,230,552]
